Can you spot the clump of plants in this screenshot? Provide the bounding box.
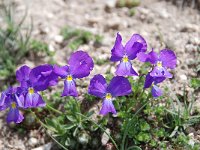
[0,4,54,89]
[1,32,200,150]
[61,26,103,50]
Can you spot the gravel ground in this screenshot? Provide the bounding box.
[0,0,199,149]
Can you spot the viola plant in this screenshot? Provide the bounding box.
[137,49,177,78]
[0,87,24,123]
[88,75,132,115]
[16,64,57,108]
[110,33,147,76]
[53,50,94,97]
[1,32,198,150]
[138,49,177,97]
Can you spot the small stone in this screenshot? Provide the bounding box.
[186,127,196,134]
[54,35,64,43]
[194,101,200,113]
[181,24,199,32]
[105,0,117,9]
[110,66,115,74]
[179,74,187,81]
[165,39,176,50]
[105,16,121,31]
[159,9,170,19]
[32,143,52,150]
[188,138,195,147]
[101,128,111,145]
[185,44,195,53]
[48,44,55,52]
[189,37,200,46]
[28,137,38,147]
[87,17,102,26]
[40,27,50,34]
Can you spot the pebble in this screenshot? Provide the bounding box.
[32,143,52,150]
[48,44,55,52]
[101,128,110,145]
[159,9,170,19]
[185,44,196,53]
[189,37,200,46]
[181,24,199,32]
[105,19,120,30]
[186,127,196,134]
[105,0,117,9]
[194,101,200,113]
[54,35,64,43]
[179,74,187,81]
[28,137,38,147]
[0,140,3,149]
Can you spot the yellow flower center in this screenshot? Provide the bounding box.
[156,61,162,67]
[106,93,112,100]
[122,56,129,62]
[11,102,16,109]
[29,88,34,94]
[66,75,73,81]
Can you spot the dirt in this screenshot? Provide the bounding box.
[0,0,199,149]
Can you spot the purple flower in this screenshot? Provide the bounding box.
[0,87,24,123]
[110,33,147,76]
[88,75,132,115]
[144,73,165,98]
[16,64,57,108]
[54,51,94,97]
[137,49,177,78]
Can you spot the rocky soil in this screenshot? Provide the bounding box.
[0,0,199,149]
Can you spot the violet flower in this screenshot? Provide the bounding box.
[0,87,24,123]
[54,51,94,97]
[88,75,132,115]
[16,64,57,108]
[110,33,147,76]
[144,73,165,98]
[137,49,177,78]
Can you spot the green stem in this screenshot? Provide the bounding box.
[121,98,152,150]
[30,110,68,150]
[76,112,119,150]
[127,145,142,150]
[46,104,63,115]
[133,75,144,99]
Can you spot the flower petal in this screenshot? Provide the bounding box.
[53,65,69,78]
[70,63,91,79]
[125,34,147,60]
[30,64,58,91]
[137,50,158,64]
[154,77,166,84]
[25,93,46,108]
[152,85,162,98]
[159,49,177,69]
[6,108,24,123]
[15,94,25,108]
[144,73,154,88]
[144,73,166,88]
[69,51,94,78]
[115,61,138,76]
[150,66,173,78]
[62,80,78,97]
[0,91,7,106]
[110,33,125,61]
[0,89,11,109]
[88,74,107,98]
[99,99,117,115]
[16,65,31,82]
[107,76,132,97]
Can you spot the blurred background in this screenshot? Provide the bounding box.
[0,0,199,149]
